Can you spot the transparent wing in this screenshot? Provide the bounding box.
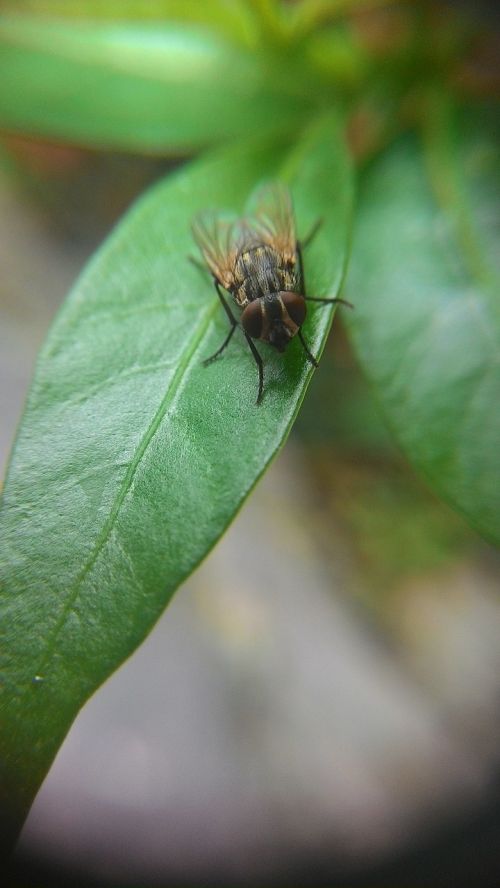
[192,211,256,290]
[247,181,297,263]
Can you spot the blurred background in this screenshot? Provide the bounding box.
[1,2,500,886]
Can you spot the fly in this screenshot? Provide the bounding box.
[191,181,351,403]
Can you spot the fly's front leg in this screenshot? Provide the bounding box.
[300,218,323,250]
[304,296,353,308]
[189,254,208,274]
[203,274,347,389]
[297,293,353,369]
[298,220,353,308]
[203,281,264,403]
[203,279,239,365]
[243,332,264,404]
[297,219,322,296]
[298,329,319,368]
[203,325,237,365]
[296,219,352,368]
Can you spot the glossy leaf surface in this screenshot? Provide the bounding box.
[345,105,500,544]
[0,116,352,837]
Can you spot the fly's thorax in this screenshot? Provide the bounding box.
[233,244,297,306]
[241,291,307,352]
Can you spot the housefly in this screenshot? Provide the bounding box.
[192,182,351,403]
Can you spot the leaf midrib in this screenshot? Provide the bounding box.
[31,297,219,682]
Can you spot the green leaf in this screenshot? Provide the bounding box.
[344,103,500,545]
[0,16,311,153]
[1,1,259,47]
[0,114,352,842]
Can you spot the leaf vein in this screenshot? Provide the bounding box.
[32,299,218,679]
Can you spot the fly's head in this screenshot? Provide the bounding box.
[241,292,306,352]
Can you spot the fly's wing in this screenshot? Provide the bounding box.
[192,211,254,291]
[247,181,297,266]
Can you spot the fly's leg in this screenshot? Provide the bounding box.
[301,218,323,250]
[305,296,353,308]
[298,229,353,307]
[214,280,238,325]
[297,220,322,296]
[205,280,264,403]
[203,280,239,364]
[297,221,353,309]
[297,219,322,294]
[203,324,237,365]
[296,218,352,367]
[189,254,208,274]
[298,329,319,368]
[297,294,353,367]
[243,332,264,404]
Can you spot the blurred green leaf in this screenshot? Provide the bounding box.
[305,24,367,88]
[0,16,312,153]
[2,1,259,46]
[345,103,500,545]
[294,332,395,454]
[0,114,352,842]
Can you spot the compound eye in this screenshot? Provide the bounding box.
[281,291,306,327]
[241,300,263,339]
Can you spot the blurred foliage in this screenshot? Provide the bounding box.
[295,329,474,604]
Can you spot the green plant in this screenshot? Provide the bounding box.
[0,0,498,850]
